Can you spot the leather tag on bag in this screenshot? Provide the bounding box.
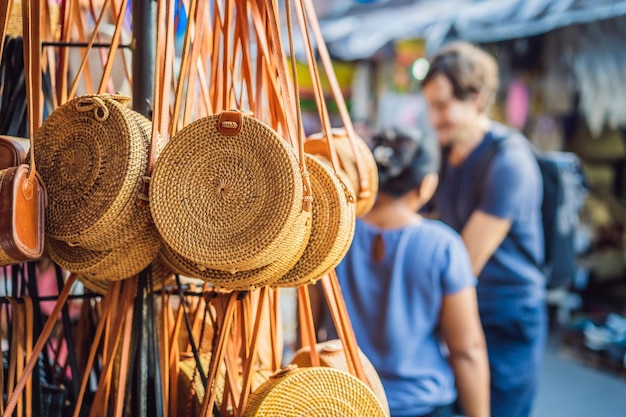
[0,164,46,265]
[0,136,31,170]
[217,111,244,136]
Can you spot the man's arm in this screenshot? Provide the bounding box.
[462,210,511,276]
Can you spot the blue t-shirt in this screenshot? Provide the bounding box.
[334,218,476,416]
[436,123,545,322]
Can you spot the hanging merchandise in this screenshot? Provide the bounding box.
[0,0,47,267]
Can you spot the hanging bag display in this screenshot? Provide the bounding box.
[0,0,46,267]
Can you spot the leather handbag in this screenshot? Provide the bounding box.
[0,164,46,265]
[0,0,46,267]
[0,135,30,169]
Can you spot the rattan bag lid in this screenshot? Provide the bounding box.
[150,111,306,273]
[244,365,386,417]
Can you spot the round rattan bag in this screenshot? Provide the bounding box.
[150,111,309,273]
[305,128,378,217]
[33,94,148,247]
[244,365,386,417]
[272,154,355,287]
[291,340,390,416]
[79,257,173,295]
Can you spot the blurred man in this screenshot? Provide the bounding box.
[421,41,546,417]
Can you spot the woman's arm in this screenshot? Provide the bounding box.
[440,287,490,417]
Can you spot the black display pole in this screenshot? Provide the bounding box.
[132,0,156,117]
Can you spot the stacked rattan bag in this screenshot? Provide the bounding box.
[34,94,169,292]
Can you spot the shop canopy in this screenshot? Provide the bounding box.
[304,0,626,60]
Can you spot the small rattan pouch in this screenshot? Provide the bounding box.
[150,110,310,274]
[244,365,386,417]
[291,339,390,416]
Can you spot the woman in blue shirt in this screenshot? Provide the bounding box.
[331,127,489,417]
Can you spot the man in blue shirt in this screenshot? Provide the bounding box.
[422,42,547,417]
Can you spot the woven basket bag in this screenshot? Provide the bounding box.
[305,128,378,217]
[291,339,390,416]
[159,209,308,291]
[150,111,310,274]
[33,94,148,248]
[272,154,355,287]
[244,365,386,417]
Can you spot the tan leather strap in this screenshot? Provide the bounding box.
[320,272,367,383]
[113,279,136,417]
[171,0,198,135]
[57,0,76,104]
[67,0,112,100]
[159,290,170,417]
[237,288,269,415]
[291,0,341,173]
[182,0,210,125]
[7,299,20,417]
[297,285,320,367]
[97,0,129,94]
[21,0,40,179]
[2,274,78,417]
[199,292,237,417]
[167,291,184,417]
[302,0,370,198]
[209,0,224,113]
[71,281,116,417]
[87,279,132,417]
[23,297,33,417]
[0,0,14,63]
[269,288,281,371]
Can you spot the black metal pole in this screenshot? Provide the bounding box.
[132,0,156,117]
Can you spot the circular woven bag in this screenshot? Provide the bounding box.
[34,94,148,247]
[305,128,378,217]
[150,111,308,273]
[244,365,386,417]
[159,207,309,291]
[291,340,390,416]
[75,104,156,251]
[272,155,355,287]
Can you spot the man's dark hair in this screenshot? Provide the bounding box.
[422,41,499,111]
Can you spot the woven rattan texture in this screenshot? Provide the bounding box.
[150,113,306,272]
[79,257,172,295]
[34,95,146,245]
[75,104,155,250]
[305,129,378,217]
[160,205,310,291]
[272,155,355,287]
[244,366,386,417]
[291,340,390,416]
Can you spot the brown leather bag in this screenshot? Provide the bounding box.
[0,164,46,265]
[0,136,31,169]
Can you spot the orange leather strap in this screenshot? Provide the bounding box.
[297,286,320,367]
[113,279,136,417]
[199,292,237,417]
[67,0,112,100]
[71,281,116,417]
[23,297,33,417]
[302,0,370,198]
[0,0,14,64]
[2,274,78,417]
[97,0,130,94]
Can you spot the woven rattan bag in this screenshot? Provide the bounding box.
[305,128,378,217]
[291,339,390,416]
[244,365,386,417]
[150,110,311,275]
[33,94,149,249]
[272,154,355,287]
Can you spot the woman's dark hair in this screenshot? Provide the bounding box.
[371,126,440,198]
